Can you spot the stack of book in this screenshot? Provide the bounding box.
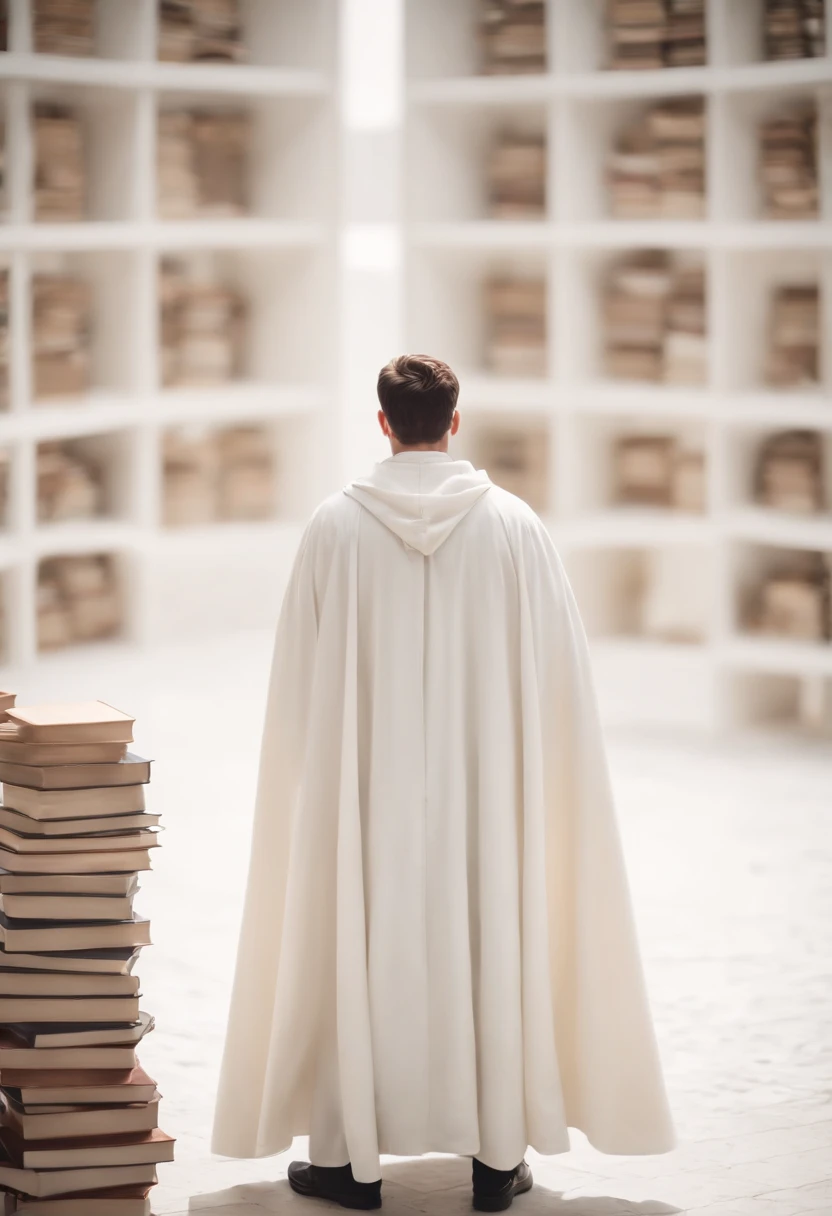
[480,0,546,75]
[162,424,276,527]
[32,106,86,223]
[161,429,216,527]
[159,259,247,388]
[484,278,547,377]
[765,284,820,387]
[759,107,818,220]
[158,0,245,64]
[36,558,121,653]
[216,426,277,522]
[746,551,830,641]
[608,97,706,219]
[487,133,546,219]
[606,0,707,69]
[32,0,96,57]
[0,697,173,1215]
[31,276,91,402]
[664,0,706,66]
[613,434,706,510]
[0,271,8,412]
[754,430,825,514]
[156,114,197,219]
[603,251,707,384]
[764,0,826,60]
[37,444,103,524]
[665,261,707,384]
[606,0,667,69]
[157,111,250,219]
[473,424,549,512]
[604,251,670,382]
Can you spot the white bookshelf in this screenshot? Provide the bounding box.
[0,0,340,664]
[404,0,832,732]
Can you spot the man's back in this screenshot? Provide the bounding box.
[212,445,673,1183]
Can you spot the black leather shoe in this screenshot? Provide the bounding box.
[472,1159,533,1212]
[288,1161,382,1210]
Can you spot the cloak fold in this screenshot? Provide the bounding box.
[212,455,674,1180]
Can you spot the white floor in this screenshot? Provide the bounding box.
[6,630,831,1216]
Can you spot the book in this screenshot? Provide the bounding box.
[0,849,153,876]
[4,705,134,746]
[0,1042,142,1072]
[0,1144,156,1197]
[0,972,139,998]
[0,872,139,897]
[0,1065,155,1107]
[0,893,135,921]
[0,1094,159,1141]
[2,784,146,822]
[0,754,151,792]
[3,1012,153,1050]
[0,825,159,855]
[0,808,159,839]
[0,945,143,976]
[0,912,151,953]
[0,996,139,1024]
[12,1188,153,1216]
[0,742,127,766]
[1,1125,174,1169]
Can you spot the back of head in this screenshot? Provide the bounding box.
[377,354,459,446]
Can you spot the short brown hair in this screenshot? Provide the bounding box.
[377,354,459,446]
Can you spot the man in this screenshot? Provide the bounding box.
[212,355,674,1211]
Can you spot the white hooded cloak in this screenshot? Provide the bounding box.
[212,450,675,1181]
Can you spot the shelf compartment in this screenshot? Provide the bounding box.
[561,246,709,388]
[28,250,142,405]
[154,245,333,391]
[717,84,828,223]
[722,248,828,393]
[555,0,709,75]
[407,246,554,381]
[561,93,708,222]
[565,412,708,517]
[732,539,831,645]
[565,542,713,644]
[725,422,831,517]
[451,412,554,514]
[717,0,828,68]
[407,0,549,81]
[36,431,132,526]
[28,83,143,223]
[28,0,148,61]
[155,90,332,223]
[721,667,831,733]
[407,100,550,223]
[161,419,277,527]
[36,548,128,652]
[161,406,327,530]
[237,0,336,72]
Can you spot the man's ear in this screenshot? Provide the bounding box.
[378,409,390,436]
[450,410,460,436]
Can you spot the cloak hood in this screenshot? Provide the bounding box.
[344,450,492,556]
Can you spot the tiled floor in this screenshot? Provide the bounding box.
[8,629,831,1216]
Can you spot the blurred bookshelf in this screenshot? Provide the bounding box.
[405,0,832,732]
[0,0,339,663]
